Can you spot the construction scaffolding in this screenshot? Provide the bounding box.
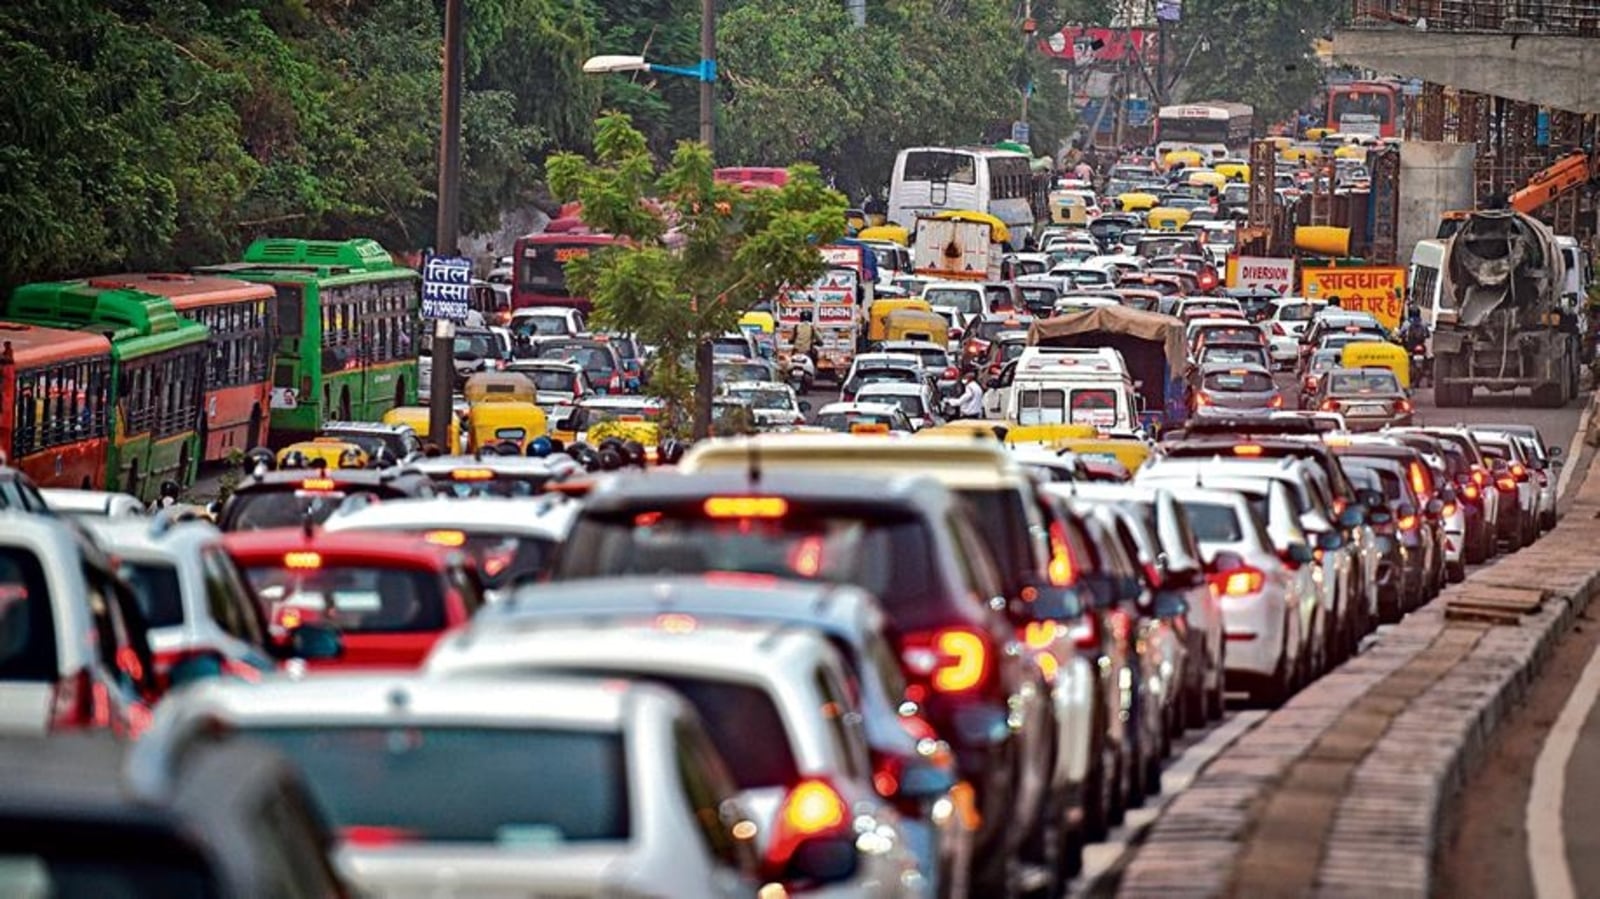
[1350,0,1600,35]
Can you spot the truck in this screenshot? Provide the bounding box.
[1431,210,1581,408]
[1026,306,1190,434]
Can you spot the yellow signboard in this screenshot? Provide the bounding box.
[1300,266,1406,331]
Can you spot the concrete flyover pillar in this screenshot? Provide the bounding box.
[1398,141,1476,265]
[1331,28,1600,114]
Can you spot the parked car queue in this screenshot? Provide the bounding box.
[0,410,1559,898]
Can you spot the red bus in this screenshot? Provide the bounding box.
[1327,81,1400,138]
[511,202,624,315]
[714,166,790,189]
[89,274,276,461]
[0,321,113,489]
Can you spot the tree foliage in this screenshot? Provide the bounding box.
[547,112,846,434]
[1170,0,1338,125]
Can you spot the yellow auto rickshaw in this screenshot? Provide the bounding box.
[462,372,548,453]
[869,297,934,341]
[884,308,950,344]
[1050,191,1090,226]
[1333,144,1368,162]
[857,225,909,246]
[1163,149,1205,171]
[1281,144,1323,165]
[1117,192,1159,213]
[1304,127,1334,142]
[383,405,463,454]
[930,209,1011,246]
[915,420,1017,440]
[1147,207,1193,231]
[277,438,368,470]
[1214,161,1251,183]
[1055,436,1154,473]
[1341,341,1410,390]
[845,208,868,233]
[1186,170,1227,191]
[1004,423,1098,447]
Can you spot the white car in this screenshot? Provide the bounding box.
[840,352,929,402]
[814,401,916,434]
[856,382,940,430]
[427,619,930,897]
[505,358,594,413]
[720,380,808,430]
[1480,424,1560,531]
[162,674,770,898]
[510,305,586,342]
[1264,298,1326,369]
[1159,485,1315,705]
[39,488,145,519]
[920,281,989,332]
[323,496,576,599]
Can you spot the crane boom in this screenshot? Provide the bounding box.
[1509,150,1600,214]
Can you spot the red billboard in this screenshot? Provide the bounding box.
[1038,26,1157,63]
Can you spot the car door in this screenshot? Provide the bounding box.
[675,717,762,896]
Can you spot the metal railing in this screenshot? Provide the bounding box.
[1351,0,1600,34]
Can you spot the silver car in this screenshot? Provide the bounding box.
[164,674,767,897]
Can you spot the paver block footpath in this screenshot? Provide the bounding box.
[1112,435,1600,899]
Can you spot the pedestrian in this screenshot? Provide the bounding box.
[1327,295,1342,309]
[958,370,986,420]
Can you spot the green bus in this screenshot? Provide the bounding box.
[197,238,420,445]
[5,282,209,501]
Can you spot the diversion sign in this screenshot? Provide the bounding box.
[1301,266,1405,331]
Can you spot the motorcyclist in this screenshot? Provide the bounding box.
[1398,307,1430,348]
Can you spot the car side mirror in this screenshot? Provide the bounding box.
[284,623,343,661]
[1337,505,1366,529]
[1281,541,1316,565]
[768,835,860,888]
[1549,445,1563,459]
[1358,488,1386,509]
[799,400,812,413]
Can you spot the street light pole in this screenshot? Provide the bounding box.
[692,0,716,440]
[429,0,464,451]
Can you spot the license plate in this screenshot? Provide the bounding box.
[1349,404,1384,415]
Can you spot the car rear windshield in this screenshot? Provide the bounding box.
[924,289,981,315]
[1200,347,1266,367]
[121,562,185,629]
[1185,502,1244,543]
[0,547,55,682]
[1343,461,1406,501]
[517,368,578,392]
[613,674,797,790]
[242,565,446,633]
[1329,371,1399,394]
[0,851,216,898]
[226,488,385,531]
[250,726,629,843]
[1202,370,1274,391]
[1277,303,1317,322]
[512,314,571,337]
[557,510,947,629]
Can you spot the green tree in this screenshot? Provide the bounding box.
[1170,0,1336,125]
[546,112,846,437]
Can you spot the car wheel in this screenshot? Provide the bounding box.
[1447,559,1466,583]
[1080,734,1112,842]
[1207,643,1227,721]
[1505,517,1524,552]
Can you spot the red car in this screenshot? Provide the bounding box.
[221,530,486,669]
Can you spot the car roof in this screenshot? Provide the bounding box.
[221,527,457,567]
[879,340,946,351]
[320,421,412,436]
[724,380,791,392]
[1198,362,1273,375]
[819,402,904,415]
[176,673,643,729]
[852,353,922,366]
[323,496,576,538]
[231,467,432,492]
[39,488,144,515]
[81,516,221,559]
[496,575,885,642]
[579,468,946,512]
[855,382,925,396]
[579,396,663,409]
[410,455,562,476]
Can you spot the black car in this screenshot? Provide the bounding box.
[218,467,436,531]
[548,470,1066,895]
[0,728,350,897]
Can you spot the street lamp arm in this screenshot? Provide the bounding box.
[646,59,717,84]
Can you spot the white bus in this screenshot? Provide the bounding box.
[1154,102,1254,162]
[1408,238,1448,329]
[887,147,1036,239]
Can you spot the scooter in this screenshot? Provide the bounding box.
[1410,343,1430,388]
[787,354,816,393]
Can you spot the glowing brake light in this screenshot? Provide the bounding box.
[1395,398,1414,414]
[655,613,697,634]
[451,468,495,481]
[1234,445,1264,456]
[1321,399,1341,412]
[424,530,466,547]
[1397,514,1418,532]
[1442,503,1458,517]
[1269,394,1284,408]
[1218,568,1264,596]
[703,496,789,518]
[767,778,849,866]
[284,551,322,569]
[1462,483,1480,501]
[902,627,989,694]
[300,478,336,491]
[1510,462,1527,480]
[1496,476,1516,491]
[1408,462,1428,496]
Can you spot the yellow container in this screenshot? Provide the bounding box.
[467,401,549,453]
[1294,226,1351,257]
[1214,161,1251,182]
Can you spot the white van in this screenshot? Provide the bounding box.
[1408,238,1448,329]
[1556,235,1591,310]
[985,347,1139,429]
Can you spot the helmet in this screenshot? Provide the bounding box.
[478,443,501,457]
[338,448,365,468]
[1408,307,1422,322]
[496,439,523,456]
[658,439,685,466]
[159,480,182,500]
[527,435,553,457]
[597,447,624,471]
[566,441,598,470]
[280,450,309,470]
[244,447,276,474]
[622,440,647,468]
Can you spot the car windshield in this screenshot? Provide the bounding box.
[1329,371,1399,394]
[452,333,496,359]
[242,565,446,633]
[848,368,917,388]
[858,392,922,416]
[1310,352,1342,373]
[1203,370,1274,391]
[121,561,185,628]
[517,368,578,392]
[893,347,950,370]
[1200,346,1267,367]
[429,474,551,499]
[570,405,659,431]
[924,289,982,315]
[536,344,614,375]
[713,363,774,386]
[974,320,1029,341]
[250,726,628,843]
[817,411,901,431]
[711,340,751,357]
[393,530,554,589]
[513,315,570,337]
[0,547,54,682]
[1343,461,1405,501]
[563,510,946,627]
[1199,327,1260,344]
[227,488,384,531]
[1277,303,1317,322]
[728,387,794,411]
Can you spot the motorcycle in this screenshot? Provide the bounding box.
[786,353,816,393]
[1410,343,1431,388]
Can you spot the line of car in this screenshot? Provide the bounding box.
[0,407,1560,897]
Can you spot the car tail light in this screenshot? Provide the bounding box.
[901,627,990,694]
[1234,444,1263,456]
[1408,462,1429,496]
[1210,567,1264,597]
[1442,502,1458,517]
[1268,394,1284,409]
[1320,399,1341,412]
[1497,476,1516,491]
[943,366,960,380]
[1046,521,1078,586]
[1195,392,1213,407]
[948,327,963,340]
[703,496,788,518]
[1272,322,1286,336]
[1395,398,1414,414]
[1461,482,1480,501]
[1067,614,1101,651]
[1510,462,1527,481]
[300,478,336,491]
[283,551,322,569]
[1472,467,1489,487]
[48,669,103,731]
[767,778,851,868]
[1398,514,1419,532]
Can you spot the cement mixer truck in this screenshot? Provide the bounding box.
[1431,210,1582,408]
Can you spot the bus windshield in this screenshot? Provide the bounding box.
[901,150,977,185]
[518,242,596,297]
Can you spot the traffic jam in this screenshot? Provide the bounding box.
[0,156,1576,898]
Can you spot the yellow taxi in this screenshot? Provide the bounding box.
[277,438,368,470]
[1116,192,1159,213]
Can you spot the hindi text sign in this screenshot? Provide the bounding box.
[1300,266,1406,331]
[422,255,474,322]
